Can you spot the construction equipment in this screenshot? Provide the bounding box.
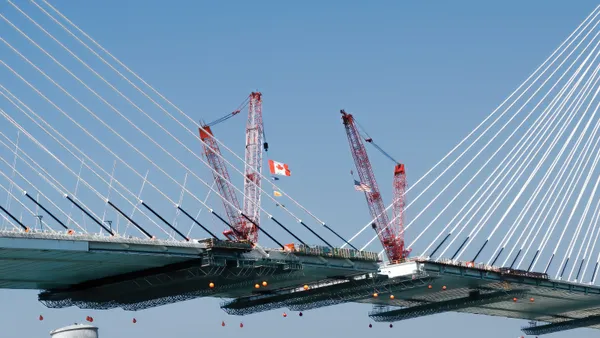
[242,92,264,243]
[340,110,408,262]
[198,92,264,242]
[199,125,246,241]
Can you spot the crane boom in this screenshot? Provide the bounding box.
[242,92,264,243]
[341,110,406,262]
[199,125,246,241]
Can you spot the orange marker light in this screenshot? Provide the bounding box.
[373,293,378,298]
[513,297,518,302]
[262,281,268,287]
[303,285,309,290]
[442,286,447,290]
[530,297,535,302]
[390,295,395,300]
[209,282,215,289]
[254,283,260,289]
[428,285,432,289]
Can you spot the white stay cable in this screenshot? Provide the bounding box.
[0,108,174,239]
[580,199,600,281]
[517,60,600,270]
[26,0,326,228]
[345,6,600,246]
[529,117,600,272]
[1,35,313,239]
[0,140,86,233]
[0,169,53,231]
[413,42,595,256]
[0,85,178,233]
[454,34,600,260]
[568,190,600,281]
[554,118,600,278]
[495,50,600,266]
[514,63,600,269]
[0,129,108,235]
[0,59,260,236]
[1,130,19,230]
[443,82,575,263]
[420,92,565,258]
[533,92,600,272]
[0,75,238,240]
[0,86,177,237]
[3,7,304,232]
[0,213,19,231]
[369,24,600,253]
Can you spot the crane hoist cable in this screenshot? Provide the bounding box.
[205,97,250,127]
[353,117,401,165]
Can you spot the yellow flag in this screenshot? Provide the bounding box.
[274,191,282,197]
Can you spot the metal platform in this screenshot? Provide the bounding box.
[0,230,379,311]
[220,259,600,335]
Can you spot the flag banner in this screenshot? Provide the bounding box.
[269,159,291,176]
[354,180,372,192]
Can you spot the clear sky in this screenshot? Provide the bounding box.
[2,0,600,337]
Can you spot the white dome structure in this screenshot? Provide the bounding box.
[50,323,98,338]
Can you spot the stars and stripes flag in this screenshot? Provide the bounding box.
[354,180,372,192]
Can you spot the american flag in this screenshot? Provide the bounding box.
[354,180,372,192]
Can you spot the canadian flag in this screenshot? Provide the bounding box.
[269,159,291,176]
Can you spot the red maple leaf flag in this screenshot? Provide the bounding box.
[268,159,291,176]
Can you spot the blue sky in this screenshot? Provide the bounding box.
[2,0,600,337]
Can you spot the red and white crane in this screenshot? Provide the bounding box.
[198,92,264,242]
[341,110,408,262]
[242,92,263,243]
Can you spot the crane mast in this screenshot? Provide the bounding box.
[199,125,245,241]
[341,110,406,262]
[242,92,264,243]
[392,163,409,260]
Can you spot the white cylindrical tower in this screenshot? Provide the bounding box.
[50,324,98,338]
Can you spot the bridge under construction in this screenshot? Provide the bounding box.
[3,1,600,337]
[0,230,598,336]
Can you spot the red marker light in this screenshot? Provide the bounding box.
[39,315,44,321]
[132,318,137,324]
[221,321,226,327]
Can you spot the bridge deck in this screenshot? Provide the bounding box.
[221,260,600,335]
[0,230,379,311]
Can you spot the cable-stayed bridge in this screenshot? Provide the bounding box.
[3,1,600,335]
